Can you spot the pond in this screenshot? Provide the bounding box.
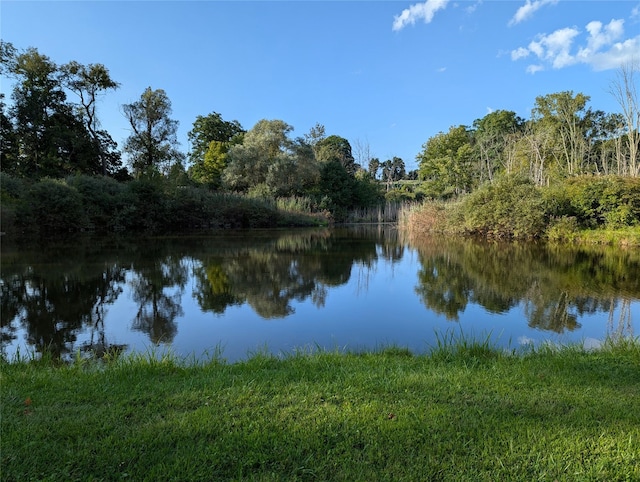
[1,226,638,362]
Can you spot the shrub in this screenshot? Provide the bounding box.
[18,178,88,233]
[545,216,580,243]
[67,175,127,230]
[0,173,27,234]
[460,175,546,239]
[562,176,640,228]
[166,186,217,229]
[123,179,168,232]
[0,172,26,202]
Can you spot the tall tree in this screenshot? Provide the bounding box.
[187,112,244,186]
[368,157,380,179]
[531,91,590,176]
[472,110,524,182]
[417,125,473,197]
[315,135,356,175]
[61,61,121,175]
[0,94,19,172]
[7,47,70,177]
[381,156,406,190]
[303,122,326,155]
[223,119,294,192]
[122,87,183,177]
[609,61,640,176]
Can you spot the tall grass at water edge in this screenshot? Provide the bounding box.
[346,201,416,224]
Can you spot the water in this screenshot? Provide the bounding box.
[1,226,638,362]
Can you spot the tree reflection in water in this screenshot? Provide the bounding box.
[1,251,128,359]
[130,255,188,344]
[412,236,639,335]
[1,228,637,360]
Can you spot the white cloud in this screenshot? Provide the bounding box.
[437,66,447,72]
[584,19,624,53]
[588,37,640,71]
[511,18,640,73]
[392,0,449,32]
[632,4,640,20]
[519,27,579,67]
[508,0,558,26]
[465,0,482,15]
[510,47,530,61]
[526,64,544,74]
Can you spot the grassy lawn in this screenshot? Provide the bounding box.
[2,339,639,481]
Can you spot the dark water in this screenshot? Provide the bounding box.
[1,226,638,362]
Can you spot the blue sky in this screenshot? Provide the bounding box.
[2,1,639,171]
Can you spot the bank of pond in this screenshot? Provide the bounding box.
[1,173,640,243]
[2,339,639,481]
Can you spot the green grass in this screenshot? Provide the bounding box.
[2,338,639,481]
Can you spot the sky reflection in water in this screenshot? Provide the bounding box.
[1,226,638,362]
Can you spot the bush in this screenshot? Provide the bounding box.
[0,173,27,234]
[561,176,640,228]
[18,178,88,233]
[67,175,127,230]
[460,175,546,239]
[166,186,217,229]
[0,172,26,202]
[123,179,168,232]
[545,216,580,243]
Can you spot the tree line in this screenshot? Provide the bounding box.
[416,76,639,199]
[0,42,386,222]
[1,41,638,233]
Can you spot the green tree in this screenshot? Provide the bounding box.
[122,87,183,177]
[61,61,121,176]
[531,91,591,177]
[190,140,229,187]
[472,110,524,182]
[223,119,294,192]
[417,125,473,197]
[315,135,356,175]
[582,110,626,175]
[368,157,380,179]
[187,112,244,186]
[303,122,326,155]
[6,47,72,177]
[0,94,19,173]
[381,156,406,189]
[317,160,357,220]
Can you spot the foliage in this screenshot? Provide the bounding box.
[472,109,524,182]
[60,60,122,176]
[223,119,294,192]
[381,156,406,187]
[2,44,123,179]
[316,160,357,221]
[187,112,244,187]
[558,176,640,228]
[17,178,88,233]
[2,40,639,233]
[66,174,127,230]
[459,175,547,239]
[122,87,183,177]
[417,125,474,197]
[315,134,357,175]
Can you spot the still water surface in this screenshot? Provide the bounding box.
[1,226,638,362]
